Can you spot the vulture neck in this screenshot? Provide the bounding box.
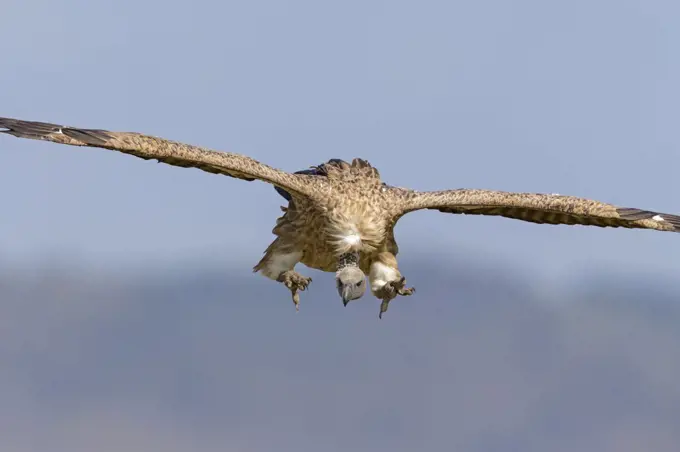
[337,251,360,270]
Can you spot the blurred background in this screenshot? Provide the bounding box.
[1,1,679,451]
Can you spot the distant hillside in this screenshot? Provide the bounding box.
[1,253,679,452]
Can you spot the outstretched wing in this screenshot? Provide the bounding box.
[0,116,322,199]
[393,188,680,233]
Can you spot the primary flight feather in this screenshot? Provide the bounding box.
[2,116,678,318]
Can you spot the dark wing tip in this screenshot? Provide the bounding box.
[617,207,680,232]
[0,117,64,139]
[0,117,112,146]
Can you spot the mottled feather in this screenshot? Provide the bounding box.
[0,117,323,199]
[274,158,348,201]
[393,189,680,232]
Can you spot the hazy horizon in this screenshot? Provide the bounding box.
[2,252,680,451]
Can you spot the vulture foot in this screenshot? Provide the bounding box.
[277,270,312,311]
[376,277,416,319]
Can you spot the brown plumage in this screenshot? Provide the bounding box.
[2,116,678,317]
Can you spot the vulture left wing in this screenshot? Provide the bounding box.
[0,116,322,200]
[393,188,680,233]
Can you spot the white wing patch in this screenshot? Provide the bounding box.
[653,214,665,222]
[369,261,399,294]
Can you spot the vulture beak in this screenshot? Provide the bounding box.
[342,286,352,306]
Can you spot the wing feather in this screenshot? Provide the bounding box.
[0,116,321,199]
[395,188,680,233]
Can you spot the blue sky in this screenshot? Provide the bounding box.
[3,1,680,451]
[2,0,680,283]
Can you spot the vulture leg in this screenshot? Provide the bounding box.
[369,252,415,319]
[253,244,311,311]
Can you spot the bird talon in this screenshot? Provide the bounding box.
[278,271,312,311]
[376,278,415,318]
[397,286,416,296]
[378,299,390,319]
